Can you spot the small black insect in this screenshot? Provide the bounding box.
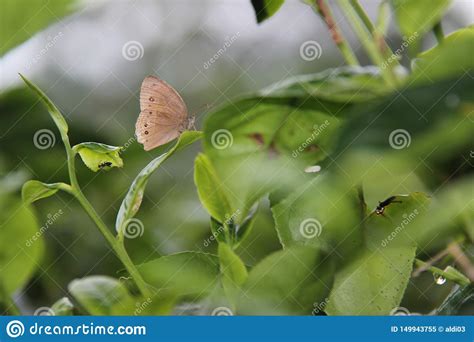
[98,161,112,169]
[375,196,402,215]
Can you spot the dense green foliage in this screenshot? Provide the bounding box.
[0,0,472,316]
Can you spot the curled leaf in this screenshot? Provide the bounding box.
[22,180,65,204]
[73,142,123,172]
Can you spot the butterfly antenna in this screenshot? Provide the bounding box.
[193,103,212,118]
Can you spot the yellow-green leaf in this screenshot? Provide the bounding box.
[74,142,123,172]
[22,180,63,204]
[194,154,233,223]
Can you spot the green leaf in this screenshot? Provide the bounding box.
[435,284,474,315]
[203,67,385,218]
[73,142,123,172]
[409,176,474,251]
[1,0,76,56]
[234,202,259,246]
[412,26,474,83]
[238,246,334,315]
[364,192,431,250]
[391,0,451,48]
[137,252,220,298]
[325,246,416,315]
[22,180,64,204]
[218,243,248,302]
[271,175,363,259]
[334,74,473,165]
[51,297,74,316]
[68,276,136,315]
[0,197,44,298]
[259,66,391,102]
[251,0,285,23]
[194,154,233,223]
[19,74,69,136]
[115,131,202,235]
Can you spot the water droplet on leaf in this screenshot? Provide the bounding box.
[434,274,446,285]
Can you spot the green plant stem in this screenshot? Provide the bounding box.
[315,0,359,66]
[414,259,470,286]
[72,189,152,298]
[349,0,374,33]
[351,0,402,72]
[337,0,398,88]
[433,22,444,44]
[61,137,151,298]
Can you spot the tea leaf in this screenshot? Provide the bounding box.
[251,0,285,23]
[22,180,62,204]
[137,252,219,298]
[68,276,136,315]
[203,67,385,220]
[364,192,431,250]
[218,242,248,302]
[259,66,390,102]
[238,246,334,315]
[73,142,123,172]
[194,153,232,223]
[0,197,44,298]
[391,0,451,49]
[115,131,202,236]
[19,74,69,136]
[271,175,363,259]
[325,246,416,315]
[412,26,474,83]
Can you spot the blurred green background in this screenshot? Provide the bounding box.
[0,0,472,315]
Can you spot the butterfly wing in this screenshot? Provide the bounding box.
[135,75,188,151]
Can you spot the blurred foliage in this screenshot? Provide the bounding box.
[390,0,451,50]
[0,0,473,316]
[0,0,76,56]
[250,0,285,23]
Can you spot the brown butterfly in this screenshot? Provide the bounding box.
[135,75,195,151]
